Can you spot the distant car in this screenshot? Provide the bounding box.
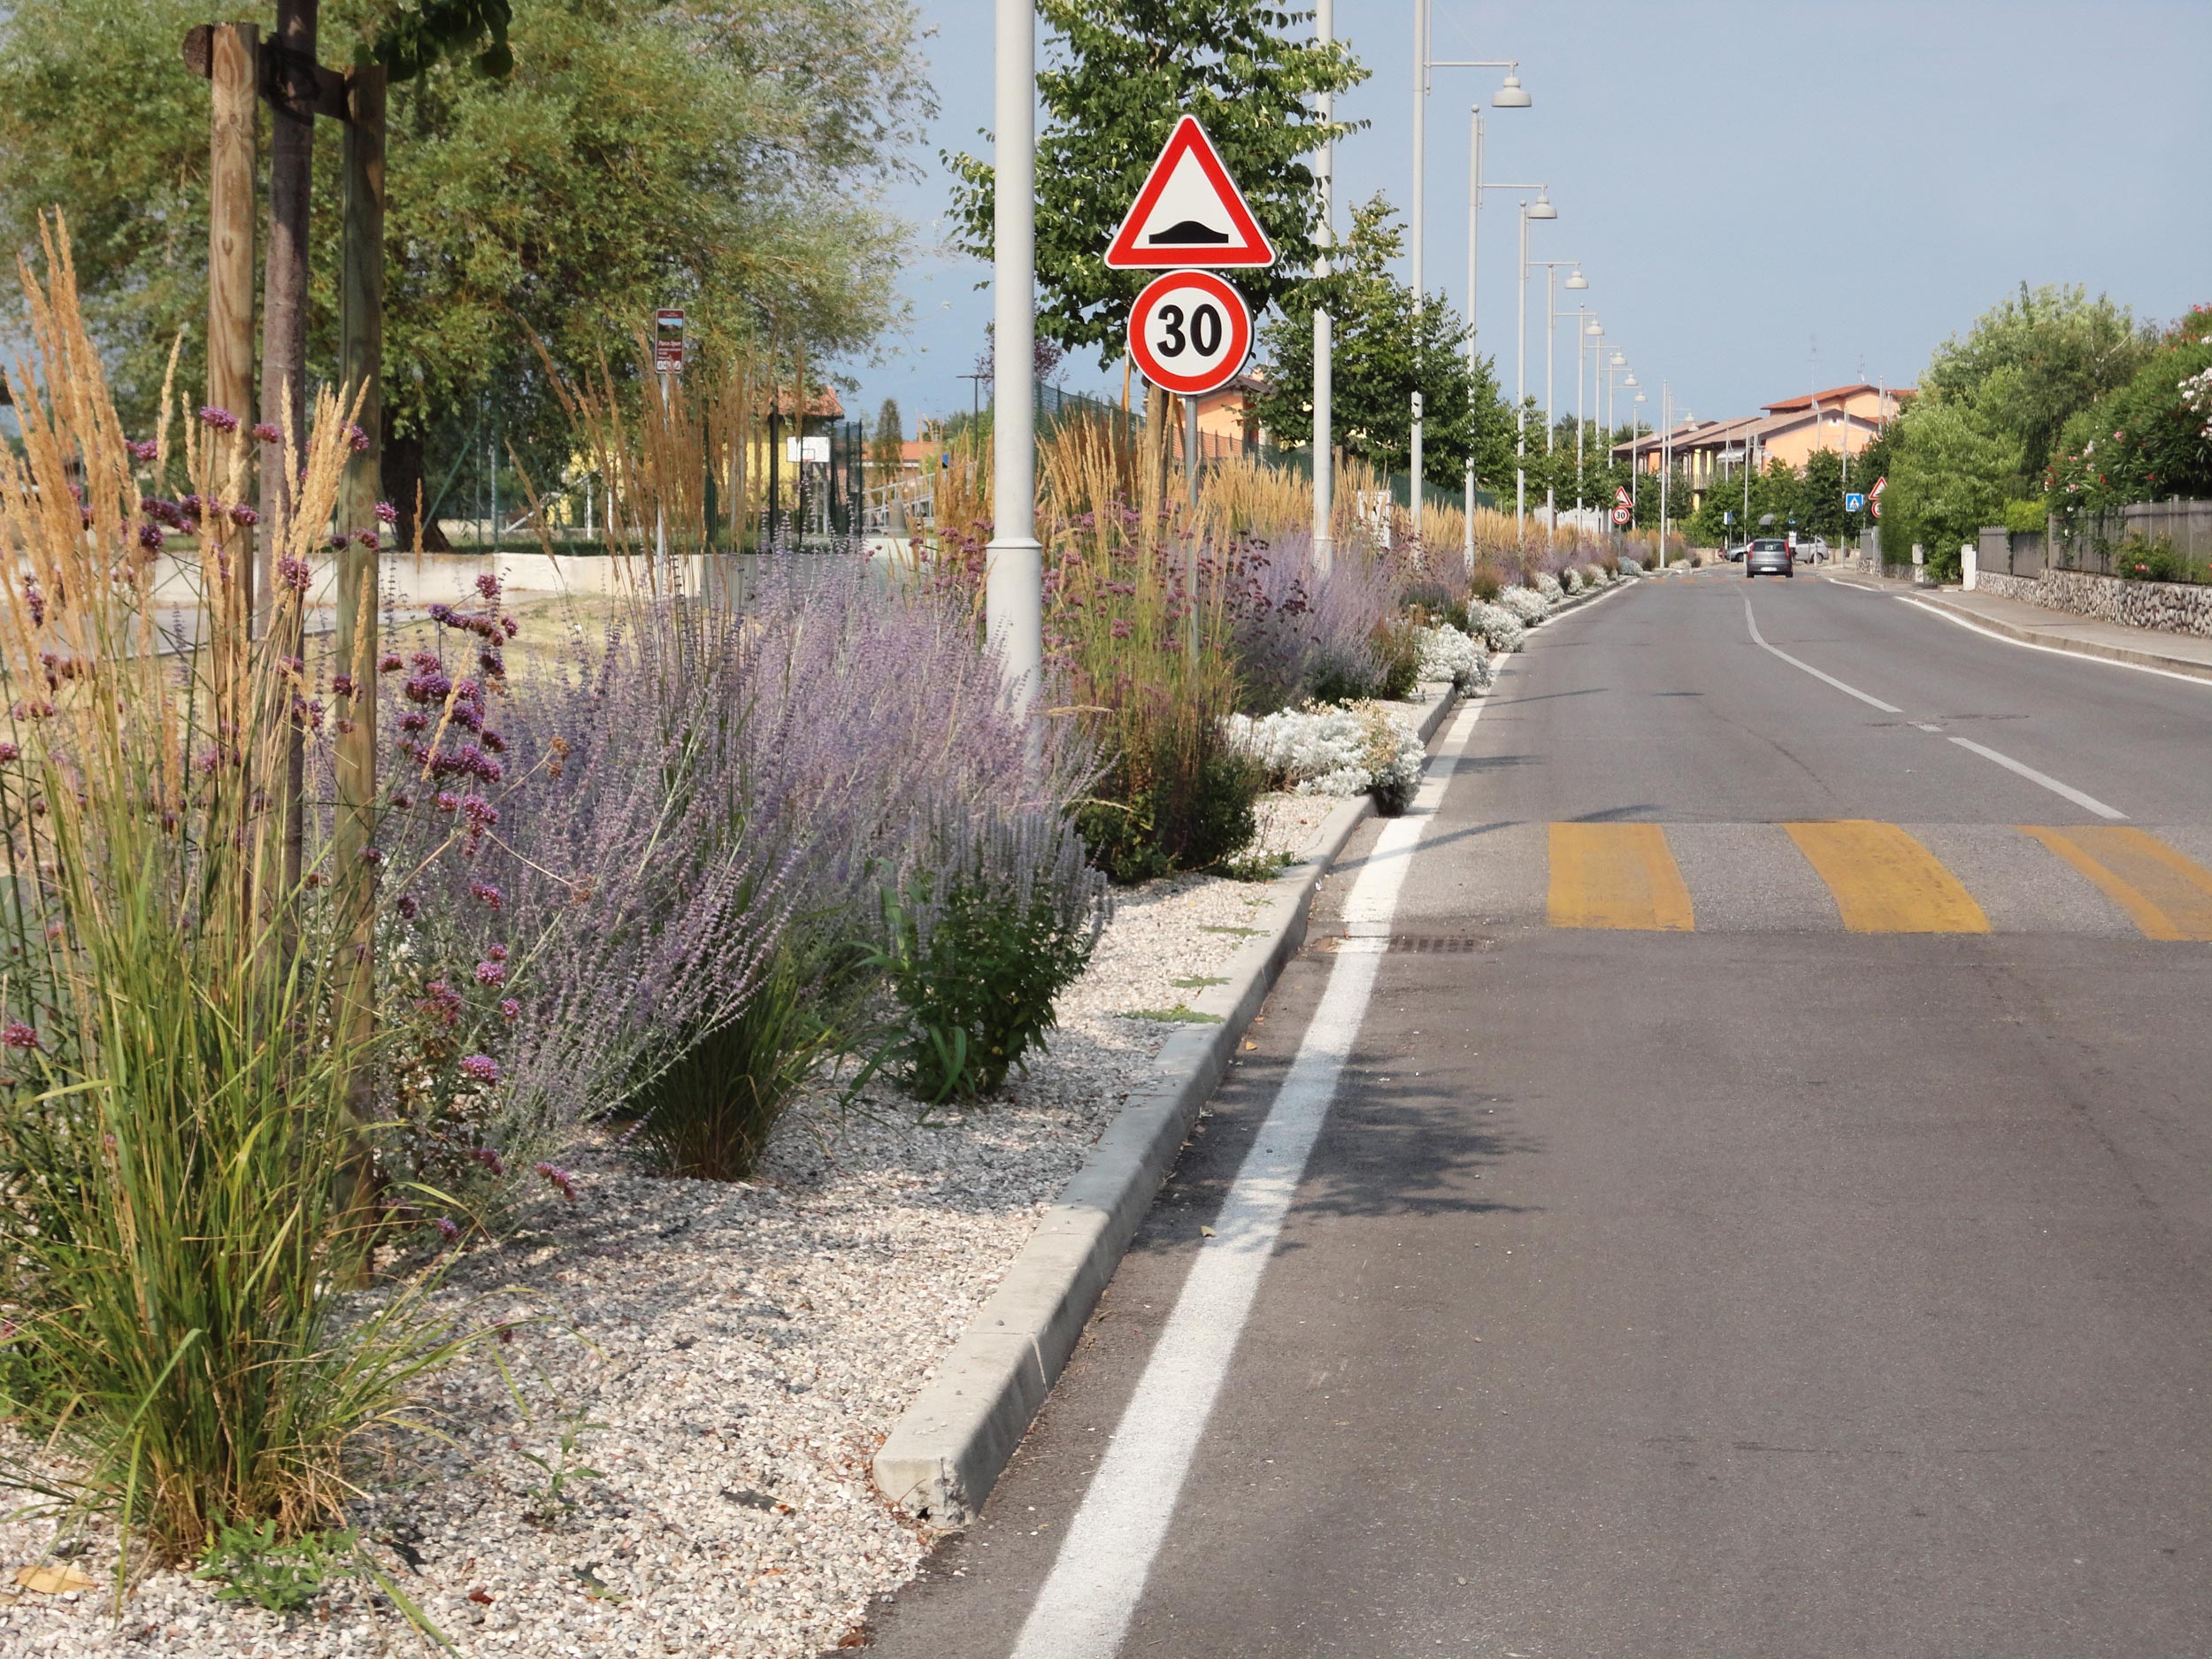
[1745,537,1793,578]
[1789,534,1830,563]
[1724,543,1748,562]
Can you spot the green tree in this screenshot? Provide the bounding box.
[1922,282,2153,486]
[947,0,1363,382]
[0,0,930,537]
[872,396,905,467]
[1884,401,2016,578]
[2047,337,2212,515]
[1249,196,1508,483]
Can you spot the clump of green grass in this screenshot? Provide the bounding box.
[0,219,472,1568]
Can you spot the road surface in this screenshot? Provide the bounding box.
[867,569,2212,1659]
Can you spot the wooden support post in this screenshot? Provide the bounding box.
[334,63,385,1098]
[206,25,257,624]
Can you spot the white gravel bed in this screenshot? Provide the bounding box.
[0,818,1337,1658]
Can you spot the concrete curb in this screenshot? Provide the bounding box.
[1905,592,2212,685]
[871,683,1466,1525]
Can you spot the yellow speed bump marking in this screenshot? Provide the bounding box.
[1548,823,1695,931]
[1785,820,1989,933]
[2023,826,2212,941]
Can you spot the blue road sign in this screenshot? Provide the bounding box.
[1845,491,1867,512]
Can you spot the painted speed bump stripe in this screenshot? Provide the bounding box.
[1785,820,1990,933]
[2022,826,2212,941]
[1548,823,1695,931]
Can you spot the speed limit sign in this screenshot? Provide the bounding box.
[1127,269,1252,396]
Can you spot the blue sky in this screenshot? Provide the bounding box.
[847,0,2211,440]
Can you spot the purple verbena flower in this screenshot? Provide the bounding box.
[396,893,420,920]
[197,405,240,434]
[499,997,521,1023]
[250,421,282,445]
[459,1053,501,1084]
[436,1217,461,1240]
[534,1162,578,1202]
[468,879,503,910]
[229,503,258,527]
[474,572,501,601]
[379,652,404,672]
[2,1021,39,1052]
[374,500,399,526]
[473,959,506,987]
[277,555,311,592]
[128,438,161,463]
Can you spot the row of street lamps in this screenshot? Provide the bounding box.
[988,4,1693,713]
[1399,1,1691,563]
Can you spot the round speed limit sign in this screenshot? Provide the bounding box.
[1127,269,1252,396]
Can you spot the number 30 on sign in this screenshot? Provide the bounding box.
[1127,269,1252,397]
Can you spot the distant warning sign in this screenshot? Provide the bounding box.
[1105,116,1276,270]
[1126,270,1252,396]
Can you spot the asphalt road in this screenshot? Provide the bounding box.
[865,570,2212,1659]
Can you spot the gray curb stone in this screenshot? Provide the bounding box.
[870,683,1465,1525]
[1907,592,2212,685]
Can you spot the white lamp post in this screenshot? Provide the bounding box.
[1417,36,1532,555]
[1313,0,1334,572]
[1631,388,1647,530]
[1513,189,1557,527]
[1577,311,1601,517]
[987,0,1041,715]
[1524,256,1583,529]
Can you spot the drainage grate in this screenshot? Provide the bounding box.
[1386,933,1486,954]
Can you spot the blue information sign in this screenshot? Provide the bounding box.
[1845,491,1867,512]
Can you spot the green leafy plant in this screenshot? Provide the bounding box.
[2112,534,2201,584]
[517,1405,608,1523]
[194,1518,357,1614]
[872,803,1107,1103]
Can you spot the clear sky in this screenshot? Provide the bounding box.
[848,0,2210,442]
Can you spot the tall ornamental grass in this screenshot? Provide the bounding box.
[0,221,466,1560]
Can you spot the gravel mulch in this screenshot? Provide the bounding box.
[0,788,1370,1659]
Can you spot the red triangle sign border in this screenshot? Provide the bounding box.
[1104,115,1278,271]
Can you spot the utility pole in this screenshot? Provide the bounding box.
[986,0,1043,717]
[1659,380,1671,568]
[1312,0,1333,574]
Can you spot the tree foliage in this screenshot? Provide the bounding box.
[2046,316,2212,515]
[947,0,1364,365]
[1249,196,1509,483]
[872,396,903,466]
[0,0,931,528]
[1921,281,2153,484]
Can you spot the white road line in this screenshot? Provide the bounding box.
[1744,593,2131,819]
[1741,595,1903,712]
[1900,595,2212,690]
[1006,695,1490,1659]
[1946,735,2126,819]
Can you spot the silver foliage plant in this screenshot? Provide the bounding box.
[372,556,1099,1212]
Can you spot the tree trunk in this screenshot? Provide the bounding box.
[380,419,453,551]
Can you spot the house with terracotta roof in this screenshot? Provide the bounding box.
[1611,384,1912,504]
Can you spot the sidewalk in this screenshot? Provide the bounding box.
[1823,570,2212,683]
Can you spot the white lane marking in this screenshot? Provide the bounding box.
[1901,595,2212,690]
[1946,734,2126,820]
[1007,695,1490,1659]
[1745,594,2132,818]
[1741,595,1903,713]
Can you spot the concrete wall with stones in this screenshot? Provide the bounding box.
[1976,567,2212,639]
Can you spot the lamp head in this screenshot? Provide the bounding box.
[1624,373,1639,387]
[1634,391,1647,403]
[1492,69,1532,109]
[1564,267,1589,290]
[1611,351,1626,367]
[1585,319,1603,336]
[1527,188,1557,220]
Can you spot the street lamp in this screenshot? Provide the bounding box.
[1577,312,1601,517]
[1631,388,1647,529]
[1415,16,1532,549]
[1524,256,1584,528]
[1313,0,1335,572]
[986,0,1041,716]
[1462,151,1548,564]
[1514,195,1560,526]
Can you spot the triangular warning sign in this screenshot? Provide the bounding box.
[1615,485,1631,506]
[1105,115,1276,271]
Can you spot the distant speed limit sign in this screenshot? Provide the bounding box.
[1127,269,1251,396]
[1611,505,1632,526]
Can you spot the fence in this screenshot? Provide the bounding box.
[1984,499,2212,580]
